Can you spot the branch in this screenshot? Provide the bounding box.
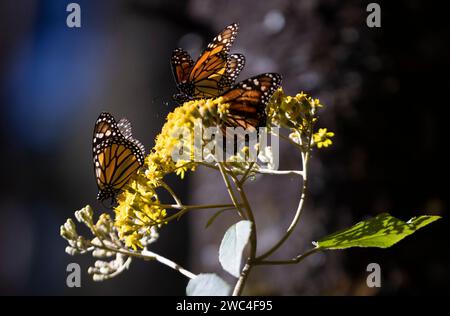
[161,181,182,206]
[229,171,258,296]
[256,129,312,261]
[238,162,255,185]
[232,263,252,296]
[92,241,197,279]
[255,169,304,177]
[142,248,197,279]
[162,203,237,223]
[218,163,246,219]
[255,247,320,265]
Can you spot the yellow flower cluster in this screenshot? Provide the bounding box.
[145,97,229,185]
[267,89,322,131]
[313,128,335,148]
[114,173,166,249]
[114,98,229,249]
[113,90,333,249]
[268,88,333,149]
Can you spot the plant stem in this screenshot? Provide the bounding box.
[142,248,197,279]
[91,242,197,279]
[256,130,312,262]
[197,161,220,171]
[229,171,258,296]
[256,169,304,177]
[162,203,237,222]
[144,202,235,211]
[232,263,253,296]
[255,247,320,265]
[161,181,182,206]
[217,162,257,295]
[277,130,303,150]
[238,162,255,185]
[218,163,246,219]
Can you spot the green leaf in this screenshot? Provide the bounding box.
[186,273,231,296]
[219,220,252,278]
[316,213,441,250]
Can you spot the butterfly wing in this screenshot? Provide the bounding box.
[221,53,245,88]
[187,23,240,99]
[171,48,195,92]
[117,117,146,155]
[220,73,282,131]
[93,112,145,202]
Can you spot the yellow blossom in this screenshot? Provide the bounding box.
[146,97,229,185]
[267,89,323,130]
[313,128,335,148]
[113,97,230,249]
[112,89,332,250]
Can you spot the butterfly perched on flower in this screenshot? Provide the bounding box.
[171,23,245,103]
[221,73,282,131]
[93,112,145,202]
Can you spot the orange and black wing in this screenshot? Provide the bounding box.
[222,53,245,88]
[220,73,282,131]
[188,23,239,98]
[93,112,145,202]
[172,23,241,102]
[171,48,194,88]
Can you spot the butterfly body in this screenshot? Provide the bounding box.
[171,23,245,103]
[93,112,145,202]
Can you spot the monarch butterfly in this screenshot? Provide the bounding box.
[171,23,245,103]
[93,112,145,202]
[220,73,282,131]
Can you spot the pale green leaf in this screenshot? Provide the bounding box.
[186,273,231,296]
[219,220,252,277]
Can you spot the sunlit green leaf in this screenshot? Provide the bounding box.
[316,213,441,250]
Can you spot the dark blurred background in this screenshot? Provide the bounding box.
[0,0,448,295]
